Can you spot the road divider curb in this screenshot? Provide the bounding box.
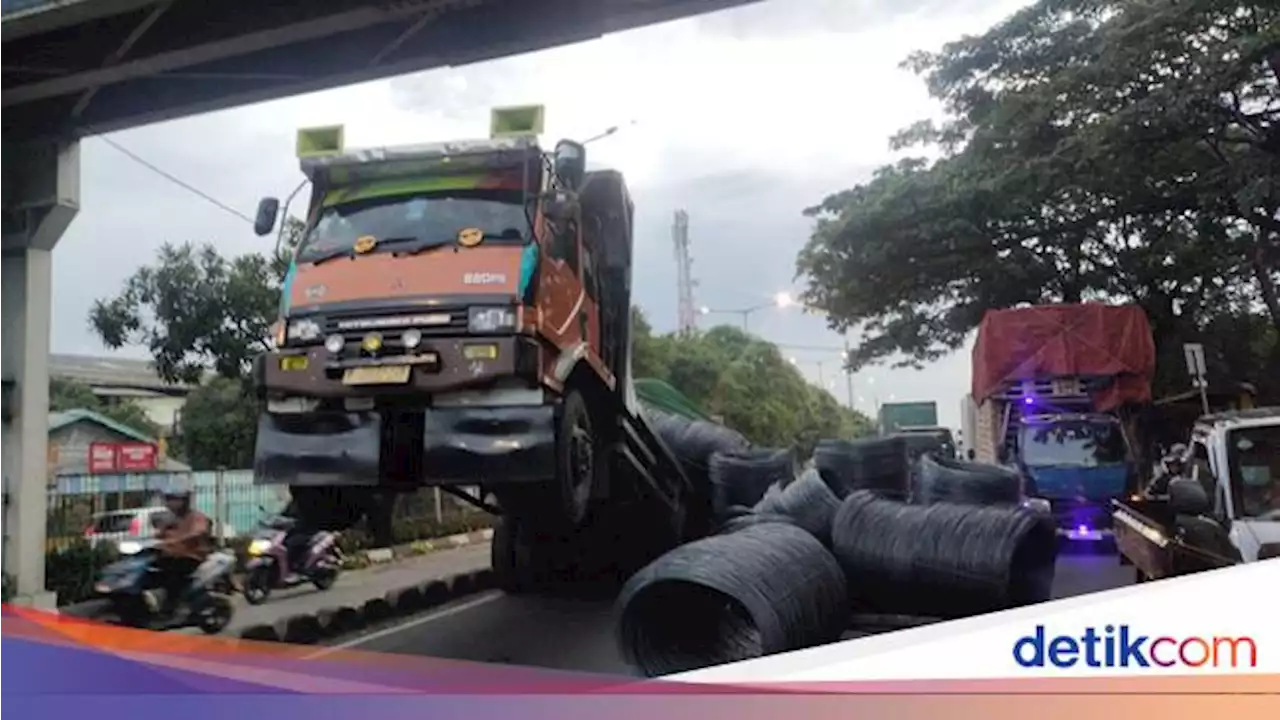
[234,567,496,645]
[362,527,494,564]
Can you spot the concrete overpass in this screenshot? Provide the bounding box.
[1,0,761,605]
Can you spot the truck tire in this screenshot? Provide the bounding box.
[556,389,605,528]
[492,516,538,594]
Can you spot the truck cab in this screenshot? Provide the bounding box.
[1181,407,1280,562]
[1015,411,1136,538]
[249,108,694,591]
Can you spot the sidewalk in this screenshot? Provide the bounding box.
[223,541,492,636]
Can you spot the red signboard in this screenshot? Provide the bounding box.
[117,442,158,471]
[88,442,119,474]
[86,441,159,474]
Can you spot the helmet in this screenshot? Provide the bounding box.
[163,487,191,499]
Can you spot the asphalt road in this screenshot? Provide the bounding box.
[176,543,493,636]
[335,546,1137,677]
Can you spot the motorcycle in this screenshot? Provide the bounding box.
[242,513,342,605]
[87,540,237,634]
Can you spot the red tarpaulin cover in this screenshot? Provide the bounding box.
[971,303,1156,410]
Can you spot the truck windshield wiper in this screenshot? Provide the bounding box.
[309,236,421,266]
[397,239,454,257]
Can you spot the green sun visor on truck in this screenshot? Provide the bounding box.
[320,173,520,207]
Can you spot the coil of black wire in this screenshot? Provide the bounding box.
[753,468,841,545]
[709,447,797,519]
[616,522,848,677]
[650,412,751,483]
[914,453,1023,506]
[830,490,1058,618]
[813,437,911,500]
[714,504,798,535]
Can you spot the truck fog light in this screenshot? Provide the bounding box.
[402,328,423,349]
[324,334,345,354]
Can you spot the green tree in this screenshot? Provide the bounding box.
[797,0,1278,399]
[88,218,306,384]
[173,376,259,470]
[48,377,160,438]
[631,310,874,449]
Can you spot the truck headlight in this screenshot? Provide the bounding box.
[286,318,323,343]
[468,307,516,333]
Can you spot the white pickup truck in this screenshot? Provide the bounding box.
[1114,407,1279,579]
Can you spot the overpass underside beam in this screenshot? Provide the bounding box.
[2,0,762,141]
[2,138,81,608]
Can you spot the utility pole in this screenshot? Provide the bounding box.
[672,210,698,336]
[843,334,855,410]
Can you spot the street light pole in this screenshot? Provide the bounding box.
[701,302,775,333]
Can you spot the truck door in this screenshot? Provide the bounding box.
[537,215,589,351]
[1191,437,1254,560]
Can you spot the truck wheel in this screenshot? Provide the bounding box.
[492,516,548,595]
[556,389,603,528]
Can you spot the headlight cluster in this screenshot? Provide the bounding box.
[286,318,323,343]
[468,306,517,333]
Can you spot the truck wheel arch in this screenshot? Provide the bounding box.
[552,342,591,386]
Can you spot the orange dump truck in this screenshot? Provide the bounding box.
[249,108,695,593]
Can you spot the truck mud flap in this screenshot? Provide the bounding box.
[421,406,556,484]
[254,411,380,486]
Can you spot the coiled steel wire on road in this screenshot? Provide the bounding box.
[616,522,849,677]
[648,412,751,486]
[714,504,798,535]
[709,447,797,520]
[813,437,911,500]
[914,454,1023,506]
[830,491,1058,618]
[753,468,841,545]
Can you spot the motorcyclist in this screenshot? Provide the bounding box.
[1145,443,1188,497]
[153,487,212,621]
[279,498,319,580]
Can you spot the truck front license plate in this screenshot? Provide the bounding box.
[342,365,411,385]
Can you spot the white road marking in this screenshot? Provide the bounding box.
[302,591,504,659]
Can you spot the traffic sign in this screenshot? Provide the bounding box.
[1183,343,1207,379]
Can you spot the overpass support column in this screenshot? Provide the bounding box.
[2,138,80,608]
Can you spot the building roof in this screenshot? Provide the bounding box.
[50,408,156,443]
[49,408,191,472]
[49,353,202,394]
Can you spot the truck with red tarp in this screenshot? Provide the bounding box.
[963,303,1156,540]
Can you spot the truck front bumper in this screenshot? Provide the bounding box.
[252,404,559,488]
[1048,499,1117,540]
[253,336,540,400]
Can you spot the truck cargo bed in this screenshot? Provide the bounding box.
[1112,498,1238,580]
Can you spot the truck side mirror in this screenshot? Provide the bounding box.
[254,197,281,237]
[1168,478,1211,516]
[553,140,586,191]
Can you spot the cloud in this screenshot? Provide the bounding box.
[49,0,1032,429]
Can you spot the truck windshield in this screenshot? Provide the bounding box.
[1227,425,1279,519]
[296,191,528,264]
[1019,419,1128,468]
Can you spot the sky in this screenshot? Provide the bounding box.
[50,0,1032,432]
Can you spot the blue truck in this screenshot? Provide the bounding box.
[967,304,1157,540]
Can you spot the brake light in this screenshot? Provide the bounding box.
[84,525,95,537]
[129,516,143,536]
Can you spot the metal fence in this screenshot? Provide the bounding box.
[45,470,489,552]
